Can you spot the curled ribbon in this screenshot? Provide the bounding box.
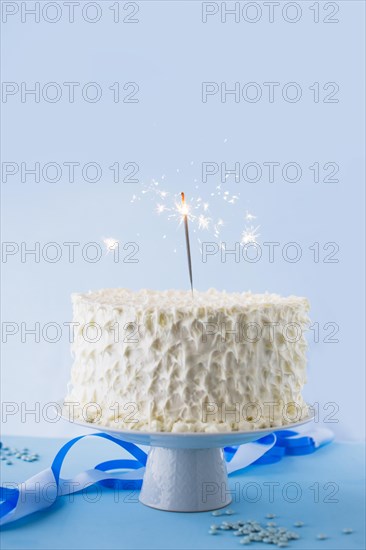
[0,433,147,527]
[0,428,333,527]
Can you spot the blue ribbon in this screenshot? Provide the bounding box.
[0,433,147,526]
[50,433,147,488]
[0,428,333,527]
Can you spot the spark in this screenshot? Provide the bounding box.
[103,237,119,253]
[241,225,261,245]
[245,210,256,221]
[203,202,209,212]
[156,203,166,214]
[198,214,210,230]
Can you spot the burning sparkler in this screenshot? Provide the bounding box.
[127,158,261,255]
[180,192,194,296]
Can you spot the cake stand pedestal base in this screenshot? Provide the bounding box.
[59,401,314,513]
[139,446,231,512]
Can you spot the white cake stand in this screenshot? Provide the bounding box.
[60,408,314,513]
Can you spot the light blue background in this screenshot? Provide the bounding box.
[1,1,365,440]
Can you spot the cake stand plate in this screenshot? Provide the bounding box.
[59,407,314,512]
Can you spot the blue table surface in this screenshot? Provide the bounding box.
[0,435,365,550]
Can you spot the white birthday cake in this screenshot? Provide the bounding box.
[64,288,310,432]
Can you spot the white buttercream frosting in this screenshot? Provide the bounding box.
[64,288,310,432]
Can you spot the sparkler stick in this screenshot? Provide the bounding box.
[180,192,194,296]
